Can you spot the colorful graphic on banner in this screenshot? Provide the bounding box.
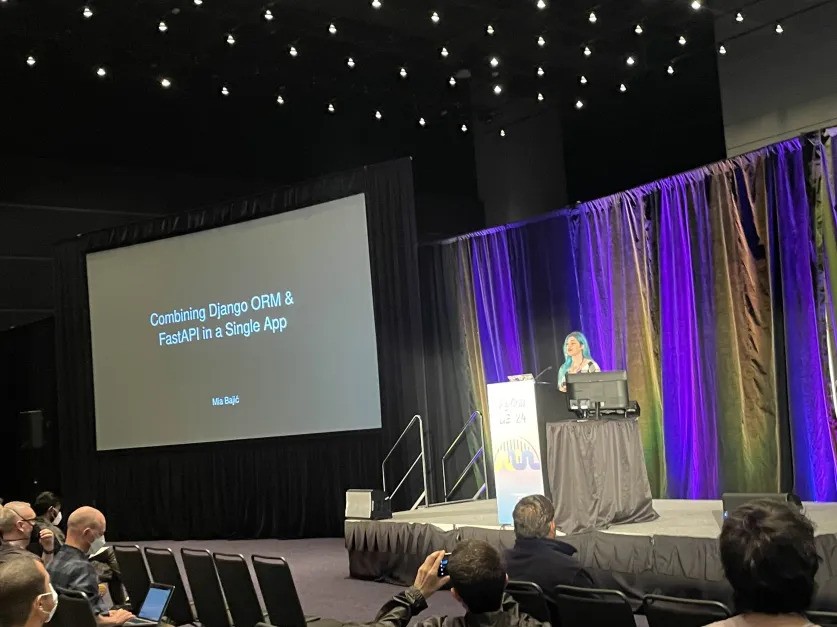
[487,381,545,525]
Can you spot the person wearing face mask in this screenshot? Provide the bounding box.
[33,492,66,546]
[0,502,55,565]
[0,557,59,627]
[46,506,135,626]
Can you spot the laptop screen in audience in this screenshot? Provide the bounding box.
[138,585,173,621]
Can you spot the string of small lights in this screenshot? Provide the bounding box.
[3,0,830,137]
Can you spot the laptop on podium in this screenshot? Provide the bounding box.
[125,583,174,625]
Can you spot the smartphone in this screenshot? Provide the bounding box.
[438,552,451,577]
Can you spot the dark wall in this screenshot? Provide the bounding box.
[0,317,58,502]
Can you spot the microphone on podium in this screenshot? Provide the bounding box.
[534,365,553,382]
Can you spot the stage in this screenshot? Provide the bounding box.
[345,498,837,610]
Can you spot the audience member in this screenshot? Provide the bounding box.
[358,540,548,627]
[33,492,65,546]
[707,499,820,627]
[0,557,58,627]
[0,502,55,566]
[47,506,134,627]
[504,495,594,600]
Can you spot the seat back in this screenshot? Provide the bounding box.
[642,594,732,627]
[143,546,195,625]
[181,548,232,627]
[113,544,151,614]
[809,610,837,626]
[52,587,98,627]
[214,552,265,627]
[505,581,552,623]
[252,554,307,627]
[554,584,635,627]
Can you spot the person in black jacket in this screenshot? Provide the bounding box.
[504,495,594,601]
[334,540,548,627]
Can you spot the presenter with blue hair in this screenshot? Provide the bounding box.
[557,332,600,392]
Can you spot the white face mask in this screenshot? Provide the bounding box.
[88,533,107,556]
[38,584,59,622]
[52,510,62,527]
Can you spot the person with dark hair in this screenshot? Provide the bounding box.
[347,541,546,627]
[708,499,820,627]
[32,492,65,546]
[504,495,594,601]
[0,557,58,627]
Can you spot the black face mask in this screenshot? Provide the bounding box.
[29,522,44,546]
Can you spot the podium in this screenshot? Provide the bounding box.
[486,380,567,525]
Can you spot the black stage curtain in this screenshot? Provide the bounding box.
[54,159,428,540]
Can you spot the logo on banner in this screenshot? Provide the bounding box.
[494,437,541,472]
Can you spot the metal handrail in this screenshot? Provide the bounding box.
[442,411,488,502]
[382,414,429,510]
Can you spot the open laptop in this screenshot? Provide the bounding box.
[125,583,174,625]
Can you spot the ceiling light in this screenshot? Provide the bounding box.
[486,24,495,35]
[461,124,468,133]
[678,35,687,45]
[583,45,592,57]
[160,77,172,88]
[490,56,499,67]
[537,92,544,102]
[537,66,545,76]
[226,33,236,45]
[719,44,727,55]
[419,117,426,127]
[537,0,546,8]
[276,95,285,105]
[499,129,506,137]
[575,100,584,109]
[194,0,203,5]
[328,103,335,113]
[264,9,274,20]
[371,0,382,8]
[375,110,382,120]
[626,55,636,66]
[82,6,93,19]
[691,0,701,9]
[580,75,588,85]
[441,47,449,58]
[221,85,230,96]
[635,24,643,35]
[158,20,168,32]
[588,11,597,23]
[775,23,784,34]
[399,67,407,78]
[537,36,546,47]
[26,55,36,67]
[493,84,502,95]
[620,83,627,92]
[329,23,337,35]
[96,66,107,77]
[289,46,298,57]
[449,76,456,86]
[347,57,355,68]
[735,11,744,22]
[667,64,675,75]
[431,11,440,23]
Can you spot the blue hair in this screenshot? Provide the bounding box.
[557,331,592,388]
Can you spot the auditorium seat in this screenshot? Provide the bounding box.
[214,552,267,627]
[252,554,319,627]
[143,547,196,626]
[52,587,97,627]
[505,581,554,623]
[642,594,731,627]
[181,547,232,627]
[113,545,151,614]
[554,584,636,627]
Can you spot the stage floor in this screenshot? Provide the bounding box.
[375,498,837,537]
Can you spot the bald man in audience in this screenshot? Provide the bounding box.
[0,557,58,627]
[47,507,134,626]
[0,502,55,565]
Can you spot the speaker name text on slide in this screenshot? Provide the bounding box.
[149,290,294,346]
